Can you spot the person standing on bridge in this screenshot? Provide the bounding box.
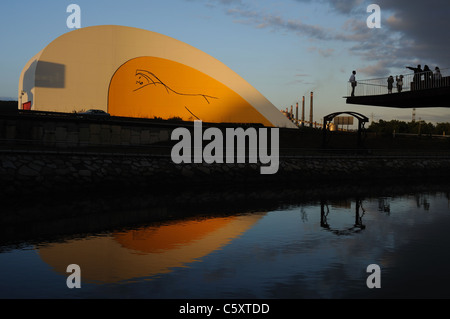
[406,64,423,90]
[349,71,357,97]
[423,65,432,88]
[434,66,442,87]
[434,66,442,79]
[396,75,404,92]
[387,75,394,93]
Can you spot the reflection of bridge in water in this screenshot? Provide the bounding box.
[346,68,450,108]
[320,199,366,236]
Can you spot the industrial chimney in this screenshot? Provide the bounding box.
[309,92,314,128]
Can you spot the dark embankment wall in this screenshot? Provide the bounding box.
[1,110,450,199]
[2,151,450,197]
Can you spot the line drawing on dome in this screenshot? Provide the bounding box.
[185,106,201,120]
[134,69,219,104]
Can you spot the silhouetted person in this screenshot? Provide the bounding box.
[387,75,394,93]
[406,64,422,90]
[434,66,442,86]
[423,65,432,88]
[396,75,404,92]
[349,71,357,97]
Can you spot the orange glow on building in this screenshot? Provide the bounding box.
[108,57,272,125]
[18,25,297,128]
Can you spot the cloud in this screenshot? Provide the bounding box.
[329,0,365,14]
[304,0,450,75]
[197,0,450,78]
[284,71,315,86]
[294,0,365,14]
[376,0,450,67]
[357,61,391,77]
[226,7,334,41]
[308,47,335,58]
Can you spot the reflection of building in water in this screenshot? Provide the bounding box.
[37,213,265,284]
[378,198,391,214]
[320,199,366,235]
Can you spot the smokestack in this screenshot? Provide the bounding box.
[309,92,314,127]
[296,102,299,123]
[302,96,305,127]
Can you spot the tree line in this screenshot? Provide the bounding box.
[368,119,450,136]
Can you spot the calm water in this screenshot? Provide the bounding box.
[1,184,450,299]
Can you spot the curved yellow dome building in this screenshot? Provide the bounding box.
[18,25,296,128]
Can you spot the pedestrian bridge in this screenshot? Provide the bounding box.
[345,68,450,108]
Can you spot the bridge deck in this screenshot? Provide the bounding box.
[345,68,450,108]
[346,86,450,108]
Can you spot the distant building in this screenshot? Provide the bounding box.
[18,25,296,128]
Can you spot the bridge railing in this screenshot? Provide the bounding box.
[347,67,450,97]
